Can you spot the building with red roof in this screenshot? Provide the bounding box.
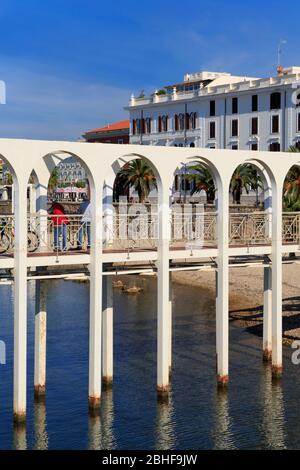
[82,119,130,144]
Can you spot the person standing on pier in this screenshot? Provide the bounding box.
[77,189,91,250]
[49,200,69,251]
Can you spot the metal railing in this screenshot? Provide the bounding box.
[0,214,90,256]
[0,211,299,256]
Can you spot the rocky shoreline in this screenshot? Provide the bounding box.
[172,263,300,345]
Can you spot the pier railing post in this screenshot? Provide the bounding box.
[88,188,103,412]
[34,280,47,398]
[13,181,28,423]
[157,187,170,396]
[102,275,113,386]
[271,189,283,379]
[263,266,272,362]
[216,185,229,387]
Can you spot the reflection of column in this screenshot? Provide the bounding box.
[261,366,286,449]
[34,399,48,450]
[156,393,176,450]
[13,423,27,450]
[102,276,113,386]
[34,280,47,398]
[213,389,235,449]
[263,267,272,361]
[88,389,115,450]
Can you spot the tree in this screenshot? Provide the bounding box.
[185,163,216,203]
[118,159,157,203]
[230,164,262,205]
[48,167,59,196]
[283,164,300,211]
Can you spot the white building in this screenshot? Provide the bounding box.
[126,67,300,151]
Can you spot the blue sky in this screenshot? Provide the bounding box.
[0,0,299,141]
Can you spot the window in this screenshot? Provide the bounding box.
[251,117,258,135]
[232,97,238,114]
[210,100,215,117]
[252,95,258,112]
[269,142,280,152]
[174,114,178,131]
[145,117,151,134]
[270,92,281,110]
[232,144,238,150]
[190,142,195,148]
[297,114,300,132]
[178,113,185,131]
[231,119,238,137]
[209,121,216,139]
[251,143,258,151]
[132,119,136,135]
[271,115,279,134]
[296,93,300,108]
[161,115,168,132]
[296,141,300,150]
[185,113,190,130]
[118,139,124,144]
[189,112,197,129]
[135,119,141,134]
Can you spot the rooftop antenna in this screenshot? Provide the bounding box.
[277,39,287,74]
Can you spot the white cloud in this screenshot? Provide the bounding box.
[0,58,131,140]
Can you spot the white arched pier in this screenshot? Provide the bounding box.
[0,139,299,422]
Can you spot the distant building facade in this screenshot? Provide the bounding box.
[126,67,300,151]
[82,120,130,144]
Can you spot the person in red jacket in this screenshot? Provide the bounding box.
[49,201,69,251]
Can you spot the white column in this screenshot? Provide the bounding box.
[103,178,114,247]
[157,186,170,395]
[263,266,272,362]
[89,187,103,412]
[13,182,28,422]
[34,280,47,398]
[216,184,229,387]
[36,183,48,252]
[102,275,113,386]
[29,184,36,214]
[271,188,282,379]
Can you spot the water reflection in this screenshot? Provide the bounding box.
[155,394,176,449]
[261,365,286,449]
[213,389,235,449]
[34,398,48,450]
[88,389,115,449]
[13,423,27,450]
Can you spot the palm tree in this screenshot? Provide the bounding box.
[118,159,157,203]
[185,163,216,203]
[230,164,262,205]
[283,164,300,211]
[48,167,59,196]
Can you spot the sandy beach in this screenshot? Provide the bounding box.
[172,263,300,345]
